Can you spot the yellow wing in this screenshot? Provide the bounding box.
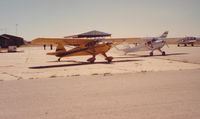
[31,38,93,47]
[32,37,147,48]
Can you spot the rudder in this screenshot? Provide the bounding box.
[160,31,168,38]
[56,43,66,52]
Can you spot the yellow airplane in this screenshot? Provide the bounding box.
[32,38,117,63]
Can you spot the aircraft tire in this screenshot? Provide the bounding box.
[58,58,61,62]
[191,43,194,46]
[87,57,96,63]
[90,60,95,63]
[150,52,153,56]
[162,51,166,56]
[106,57,113,63]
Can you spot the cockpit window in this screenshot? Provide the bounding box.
[152,38,157,42]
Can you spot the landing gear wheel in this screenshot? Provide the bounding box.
[191,43,194,47]
[105,57,113,63]
[162,51,166,56]
[58,58,61,62]
[87,57,96,63]
[184,44,187,46]
[177,44,180,47]
[150,52,153,56]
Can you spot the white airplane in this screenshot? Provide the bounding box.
[177,36,200,47]
[114,31,169,56]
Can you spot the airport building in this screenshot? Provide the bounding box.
[0,34,24,48]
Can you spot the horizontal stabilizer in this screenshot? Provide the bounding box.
[47,52,57,55]
[160,31,168,38]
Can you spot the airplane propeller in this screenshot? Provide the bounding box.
[163,40,169,48]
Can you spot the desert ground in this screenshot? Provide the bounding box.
[0,45,200,119]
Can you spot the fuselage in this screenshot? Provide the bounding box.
[177,37,200,47]
[146,38,165,50]
[178,37,197,44]
[48,42,112,57]
[118,37,166,53]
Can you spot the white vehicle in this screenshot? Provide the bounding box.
[8,46,17,52]
[115,31,169,56]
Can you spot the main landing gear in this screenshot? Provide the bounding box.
[149,49,166,56]
[102,53,113,63]
[58,54,113,64]
[158,49,166,56]
[87,54,113,63]
[87,56,96,63]
[161,51,166,56]
[150,52,153,56]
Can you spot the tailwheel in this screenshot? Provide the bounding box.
[105,56,113,63]
[58,57,61,62]
[162,51,166,56]
[87,57,96,63]
[150,52,153,56]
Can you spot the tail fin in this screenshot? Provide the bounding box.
[160,31,168,38]
[47,43,66,56]
[56,43,66,52]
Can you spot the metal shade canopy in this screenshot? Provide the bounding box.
[65,30,111,38]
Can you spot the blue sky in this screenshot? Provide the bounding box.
[0,0,200,40]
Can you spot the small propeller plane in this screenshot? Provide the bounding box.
[113,31,169,56]
[177,37,200,47]
[31,38,114,63]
